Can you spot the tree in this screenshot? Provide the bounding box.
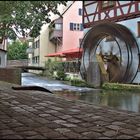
[0,1,67,40]
[7,41,28,60]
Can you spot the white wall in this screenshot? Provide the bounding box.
[0,51,7,67]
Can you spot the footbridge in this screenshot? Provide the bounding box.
[15,66,46,72]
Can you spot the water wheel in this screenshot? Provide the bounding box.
[80,22,139,86]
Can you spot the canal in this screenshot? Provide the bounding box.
[22,73,140,113]
[56,90,140,113]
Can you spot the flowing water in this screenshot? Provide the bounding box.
[22,73,140,113]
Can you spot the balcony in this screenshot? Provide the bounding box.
[49,30,62,45]
[49,30,62,40]
[49,17,63,45]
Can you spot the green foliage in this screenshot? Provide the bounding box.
[64,76,71,81]
[7,41,28,60]
[56,70,66,80]
[70,78,94,88]
[53,61,66,80]
[44,59,57,77]
[71,78,87,87]
[0,1,67,40]
[102,82,140,91]
[43,59,95,88]
[44,59,66,80]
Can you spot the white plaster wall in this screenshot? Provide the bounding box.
[0,51,7,67]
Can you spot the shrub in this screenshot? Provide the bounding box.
[56,71,66,80]
[71,78,87,87]
[44,59,66,80]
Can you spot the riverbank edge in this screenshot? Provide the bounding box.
[102,82,140,91]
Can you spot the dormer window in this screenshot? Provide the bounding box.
[101,1,115,10]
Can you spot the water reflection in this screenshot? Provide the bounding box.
[56,90,140,113]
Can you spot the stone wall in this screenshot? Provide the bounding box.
[0,67,21,85]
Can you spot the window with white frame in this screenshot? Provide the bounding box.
[55,23,62,30]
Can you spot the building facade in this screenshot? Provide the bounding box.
[27,1,74,67]
[46,1,84,61]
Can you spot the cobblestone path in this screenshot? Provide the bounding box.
[0,81,140,139]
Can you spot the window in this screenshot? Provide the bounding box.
[73,23,77,30]
[33,56,39,64]
[35,57,37,63]
[34,40,40,48]
[32,42,35,49]
[70,23,73,30]
[80,24,83,31]
[55,23,62,30]
[79,8,83,16]
[37,56,39,64]
[37,40,40,48]
[32,57,35,64]
[77,24,80,30]
[69,23,83,31]
[101,1,115,10]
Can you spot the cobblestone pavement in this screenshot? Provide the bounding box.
[0,81,140,139]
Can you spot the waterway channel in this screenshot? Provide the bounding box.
[22,73,140,113]
[56,90,140,113]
